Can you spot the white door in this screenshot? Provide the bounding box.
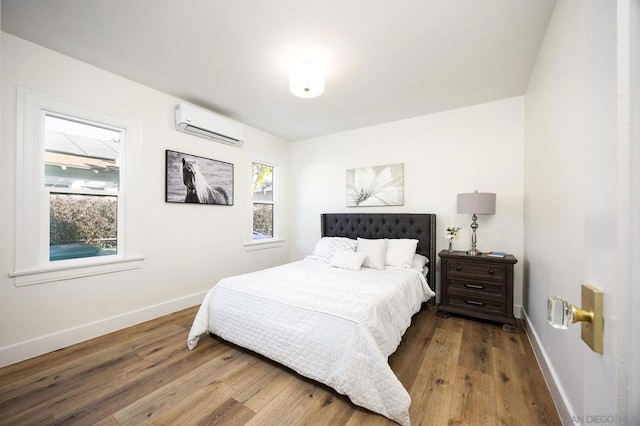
[581,0,637,421]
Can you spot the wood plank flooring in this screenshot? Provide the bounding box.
[0,306,560,425]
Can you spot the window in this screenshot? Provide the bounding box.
[252,162,275,240]
[246,157,284,250]
[45,115,121,261]
[11,88,143,286]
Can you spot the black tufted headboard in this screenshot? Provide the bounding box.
[321,213,436,291]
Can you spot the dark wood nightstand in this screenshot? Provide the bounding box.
[437,250,518,332]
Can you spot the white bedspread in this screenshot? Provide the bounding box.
[187,257,435,425]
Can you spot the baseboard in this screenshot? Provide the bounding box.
[0,291,207,368]
[514,303,523,318]
[521,307,575,425]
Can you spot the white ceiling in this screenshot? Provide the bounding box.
[1,0,556,141]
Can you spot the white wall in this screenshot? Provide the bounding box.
[291,97,524,305]
[629,0,640,415]
[0,33,292,366]
[523,0,587,418]
[524,0,629,422]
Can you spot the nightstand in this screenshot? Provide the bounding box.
[437,250,518,332]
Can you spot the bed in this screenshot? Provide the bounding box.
[187,213,436,425]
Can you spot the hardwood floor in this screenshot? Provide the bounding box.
[0,306,560,425]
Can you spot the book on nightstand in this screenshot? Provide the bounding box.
[487,251,506,258]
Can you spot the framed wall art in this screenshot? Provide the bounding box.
[165,150,234,205]
[346,163,404,207]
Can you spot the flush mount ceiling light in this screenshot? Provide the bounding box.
[289,61,325,98]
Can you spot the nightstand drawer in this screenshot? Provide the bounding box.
[447,260,506,282]
[448,278,504,299]
[447,293,505,316]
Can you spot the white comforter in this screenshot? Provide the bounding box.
[187,257,435,425]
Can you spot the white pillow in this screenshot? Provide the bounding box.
[412,253,429,271]
[356,238,387,270]
[330,250,367,271]
[312,237,333,258]
[386,239,419,268]
[325,238,358,263]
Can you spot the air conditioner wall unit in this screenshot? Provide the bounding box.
[175,103,244,147]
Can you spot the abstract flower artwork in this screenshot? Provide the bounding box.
[346,163,404,207]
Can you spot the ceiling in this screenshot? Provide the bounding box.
[1,0,556,141]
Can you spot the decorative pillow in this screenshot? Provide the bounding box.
[313,237,352,258]
[356,238,387,270]
[325,238,358,263]
[412,253,429,271]
[386,239,419,268]
[330,250,367,271]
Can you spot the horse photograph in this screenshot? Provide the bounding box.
[165,150,233,205]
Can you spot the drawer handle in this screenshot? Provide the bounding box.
[465,300,485,306]
[456,266,462,271]
[465,284,484,289]
[489,269,495,274]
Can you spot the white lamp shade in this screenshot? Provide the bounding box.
[289,61,325,98]
[457,192,496,215]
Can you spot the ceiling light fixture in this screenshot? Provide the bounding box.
[289,61,325,98]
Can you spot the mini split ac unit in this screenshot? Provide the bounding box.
[175,103,244,147]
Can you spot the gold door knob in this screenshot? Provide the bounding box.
[547,285,603,353]
[547,296,594,329]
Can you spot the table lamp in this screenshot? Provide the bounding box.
[457,190,496,256]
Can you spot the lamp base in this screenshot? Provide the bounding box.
[467,214,481,256]
[467,248,481,256]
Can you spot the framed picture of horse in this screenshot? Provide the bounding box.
[165,150,234,205]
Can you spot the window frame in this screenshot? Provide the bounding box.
[10,88,144,286]
[45,112,123,264]
[245,158,283,251]
[252,161,275,239]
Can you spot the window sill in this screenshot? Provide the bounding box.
[9,256,145,287]
[243,239,285,252]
